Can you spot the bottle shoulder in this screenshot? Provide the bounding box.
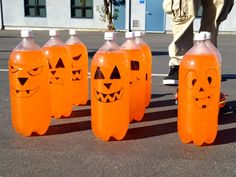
[121,39,141,50]
[14,38,41,51]
[65,36,84,45]
[43,37,64,47]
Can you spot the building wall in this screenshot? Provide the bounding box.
[1,0,236,32]
[2,0,107,30]
[165,0,236,33]
[130,0,145,31]
[219,1,236,32]
[0,1,2,29]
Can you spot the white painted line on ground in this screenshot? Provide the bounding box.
[151,73,167,77]
[0,69,9,72]
[0,69,167,77]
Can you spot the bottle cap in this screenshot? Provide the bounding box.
[194,32,206,41]
[69,29,78,36]
[21,30,33,38]
[104,32,115,40]
[134,31,145,37]
[134,31,141,37]
[49,29,59,37]
[200,31,211,40]
[125,31,134,38]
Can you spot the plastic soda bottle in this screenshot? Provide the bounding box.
[200,31,222,64]
[200,31,222,76]
[42,30,73,118]
[121,31,146,122]
[65,29,88,106]
[8,30,51,136]
[178,33,220,146]
[91,32,130,141]
[134,31,152,107]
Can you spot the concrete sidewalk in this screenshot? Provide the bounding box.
[0,30,236,177]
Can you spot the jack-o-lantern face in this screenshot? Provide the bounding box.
[9,65,43,98]
[72,54,82,81]
[94,66,124,103]
[49,58,65,85]
[185,69,218,109]
[130,60,140,87]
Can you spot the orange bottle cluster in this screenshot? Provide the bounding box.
[9,29,88,136]
[9,30,222,146]
[91,31,152,141]
[9,30,152,138]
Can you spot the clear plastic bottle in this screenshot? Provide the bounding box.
[200,31,222,70]
[134,31,152,107]
[9,30,51,136]
[42,30,73,118]
[91,32,130,141]
[178,33,220,146]
[121,31,146,122]
[65,29,88,106]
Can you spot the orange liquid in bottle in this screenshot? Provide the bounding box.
[9,50,51,136]
[135,41,152,108]
[91,51,130,141]
[178,54,220,146]
[123,49,146,122]
[42,46,73,118]
[65,44,88,106]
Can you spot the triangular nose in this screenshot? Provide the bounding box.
[199,87,204,92]
[18,77,28,86]
[104,83,112,89]
[51,70,56,75]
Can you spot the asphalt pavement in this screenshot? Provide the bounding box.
[1,30,236,177]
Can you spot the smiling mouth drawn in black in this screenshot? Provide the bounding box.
[11,87,40,98]
[95,87,124,103]
[129,77,140,87]
[49,77,64,85]
[194,95,211,109]
[72,69,82,81]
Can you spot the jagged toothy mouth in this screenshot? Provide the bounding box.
[72,69,82,81]
[11,86,40,98]
[95,87,124,103]
[194,95,211,109]
[129,77,140,87]
[49,77,64,85]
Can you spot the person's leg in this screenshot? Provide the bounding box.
[200,0,221,46]
[200,0,234,115]
[163,0,200,85]
[200,0,234,47]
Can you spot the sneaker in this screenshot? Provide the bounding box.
[163,65,179,85]
[220,104,234,115]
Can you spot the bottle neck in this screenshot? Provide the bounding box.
[99,39,120,51]
[50,36,59,40]
[22,37,33,41]
[105,39,115,43]
[194,40,205,45]
[70,35,79,39]
[14,36,40,50]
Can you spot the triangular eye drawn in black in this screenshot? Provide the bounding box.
[56,58,65,68]
[94,67,105,79]
[73,54,82,61]
[110,66,121,79]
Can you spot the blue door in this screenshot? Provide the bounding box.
[114,0,126,30]
[145,0,165,32]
